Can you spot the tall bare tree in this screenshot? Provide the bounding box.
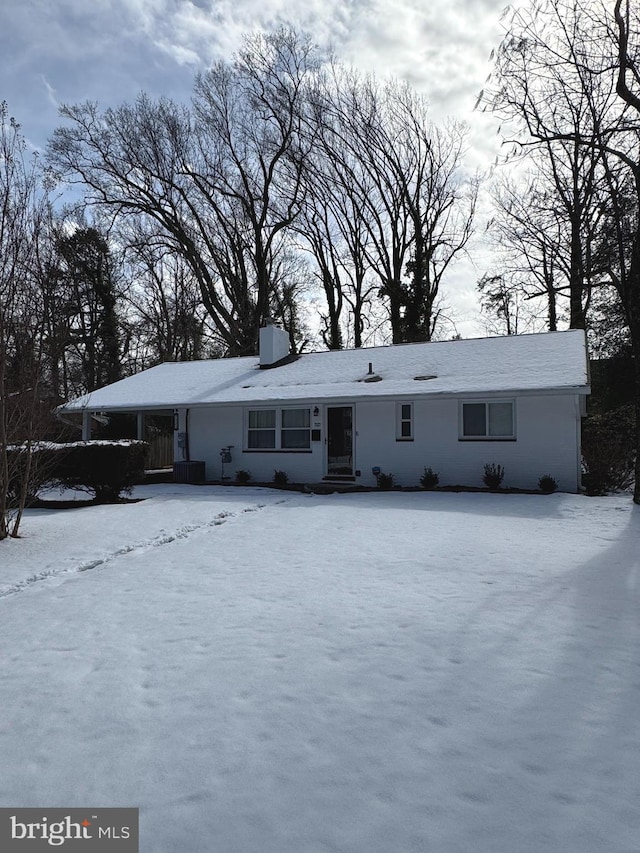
[295,92,378,349]
[47,28,320,357]
[0,104,54,539]
[123,234,219,369]
[610,0,640,501]
[320,71,478,343]
[482,171,582,332]
[483,0,618,331]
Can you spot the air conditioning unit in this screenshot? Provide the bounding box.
[173,460,205,484]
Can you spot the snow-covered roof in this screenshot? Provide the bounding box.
[59,330,589,412]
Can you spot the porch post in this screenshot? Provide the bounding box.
[82,411,91,441]
[137,412,145,441]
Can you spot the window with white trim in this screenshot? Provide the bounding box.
[246,408,311,451]
[247,409,276,448]
[396,402,413,440]
[461,401,514,439]
[281,408,311,448]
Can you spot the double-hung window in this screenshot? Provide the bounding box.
[461,401,514,439]
[247,408,311,450]
[281,408,311,449]
[247,409,276,449]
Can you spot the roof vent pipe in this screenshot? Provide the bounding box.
[368,362,373,375]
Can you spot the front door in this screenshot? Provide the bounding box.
[326,405,354,476]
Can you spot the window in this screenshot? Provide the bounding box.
[461,401,514,439]
[396,402,413,440]
[246,408,311,451]
[248,409,276,448]
[281,408,311,449]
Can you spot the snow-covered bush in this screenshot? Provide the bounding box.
[54,440,148,503]
[5,442,67,505]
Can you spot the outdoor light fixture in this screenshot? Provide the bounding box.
[313,406,319,416]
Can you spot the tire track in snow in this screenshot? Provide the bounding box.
[0,499,288,601]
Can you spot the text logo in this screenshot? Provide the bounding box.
[0,809,138,851]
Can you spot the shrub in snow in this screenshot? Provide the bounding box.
[538,474,558,494]
[6,443,68,504]
[273,469,288,485]
[581,404,635,495]
[377,472,395,490]
[420,467,440,490]
[54,440,148,503]
[235,469,251,484]
[483,463,504,490]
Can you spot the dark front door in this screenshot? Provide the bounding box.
[327,406,353,476]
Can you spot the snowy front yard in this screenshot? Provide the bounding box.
[1,485,639,853]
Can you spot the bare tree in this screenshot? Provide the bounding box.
[482,0,618,331]
[189,27,320,352]
[0,103,55,539]
[610,0,640,502]
[320,71,478,343]
[482,171,574,332]
[47,28,320,357]
[295,98,378,349]
[121,221,220,369]
[478,272,541,336]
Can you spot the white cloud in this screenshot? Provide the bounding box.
[0,0,508,137]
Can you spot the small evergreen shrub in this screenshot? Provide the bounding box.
[420,467,440,490]
[377,472,395,490]
[538,474,558,494]
[483,462,505,490]
[273,469,289,485]
[235,469,251,484]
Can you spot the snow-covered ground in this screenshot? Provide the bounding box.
[1,485,639,853]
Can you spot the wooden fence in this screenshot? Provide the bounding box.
[146,433,174,469]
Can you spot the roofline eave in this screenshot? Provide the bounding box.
[56,383,591,414]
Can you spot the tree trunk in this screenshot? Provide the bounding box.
[623,216,640,504]
[627,263,640,504]
[633,353,640,504]
[569,217,586,329]
[0,328,8,540]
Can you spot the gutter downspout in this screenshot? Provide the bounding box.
[576,394,584,492]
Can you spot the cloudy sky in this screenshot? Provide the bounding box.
[0,0,513,337]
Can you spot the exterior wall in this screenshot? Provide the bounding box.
[184,405,323,484]
[177,392,583,492]
[355,394,582,492]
